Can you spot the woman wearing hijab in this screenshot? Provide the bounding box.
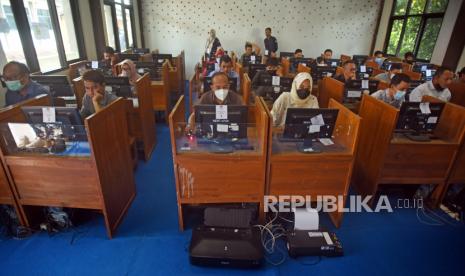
[270,72,319,127]
[119,59,141,86]
[205,29,221,59]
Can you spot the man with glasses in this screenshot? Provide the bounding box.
[2,61,49,107]
[333,60,357,83]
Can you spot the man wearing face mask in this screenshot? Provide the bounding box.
[208,55,240,88]
[333,60,357,84]
[371,73,411,108]
[374,63,402,83]
[410,66,453,102]
[2,61,49,107]
[271,72,319,127]
[251,57,282,97]
[373,50,385,67]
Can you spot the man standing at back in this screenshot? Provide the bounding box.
[264,27,278,57]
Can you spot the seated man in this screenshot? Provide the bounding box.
[251,57,282,97]
[374,63,402,83]
[80,70,118,118]
[208,55,240,88]
[240,42,261,63]
[410,66,453,102]
[2,61,49,107]
[333,60,357,84]
[371,73,411,108]
[316,49,332,65]
[103,46,120,75]
[270,72,319,127]
[403,51,415,65]
[289,49,304,73]
[373,50,385,67]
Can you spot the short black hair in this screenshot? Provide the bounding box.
[342,59,355,67]
[458,67,465,77]
[390,73,411,86]
[245,42,252,49]
[219,55,232,65]
[374,50,384,56]
[389,63,403,71]
[104,46,115,55]
[83,69,105,85]
[434,66,452,78]
[404,51,414,59]
[266,57,279,66]
[265,27,271,32]
[295,49,303,54]
[211,71,229,83]
[324,49,332,54]
[3,61,30,75]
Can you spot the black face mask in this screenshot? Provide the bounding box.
[267,69,276,76]
[433,81,444,92]
[296,88,310,99]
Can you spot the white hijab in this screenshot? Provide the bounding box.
[290,72,314,107]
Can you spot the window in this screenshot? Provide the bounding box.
[103,0,136,52]
[0,0,85,73]
[384,0,448,61]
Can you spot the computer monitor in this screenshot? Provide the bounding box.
[323,59,341,67]
[343,79,379,102]
[406,80,424,100]
[357,65,373,79]
[134,61,161,80]
[290,58,314,69]
[395,102,445,140]
[352,55,368,65]
[203,77,237,93]
[280,52,294,59]
[104,76,133,98]
[381,61,402,71]
[312,66,336,80]
[241,55,262,66]
[421,69,436,82]
[412,63,435,73]
[83,61,112,77]
[133,48,150,54]
[283,108,339,140]
[152,54,173,65]
[256,75,293,102]
[30,75,74,97]
[118,53,140,61]
[194,104,248,140]
[248,64,267,80]
[21,106,86,141]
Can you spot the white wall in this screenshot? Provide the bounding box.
[141,0,383,76]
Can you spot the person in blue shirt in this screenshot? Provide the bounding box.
[207,55,240,89]
[2,61,49,107]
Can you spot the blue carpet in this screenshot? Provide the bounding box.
[1,85,465,275]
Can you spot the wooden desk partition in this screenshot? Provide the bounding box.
[150,61,171,120]
[401,62,412,72]
[242,73,251,105]
[68,60,89,82]
[448,82,465,107]
[264,98,360,227]
[318,77,344,108]
[352,95,465,206]
[0,95,52,225]
[297,63,311,74]
[365,60,379,70]
[281,58,290,77]
[169,96,269,230]
[235,62,244,94]
[72,76,85,110]
[0,99,135,238]
[403,70,422,81]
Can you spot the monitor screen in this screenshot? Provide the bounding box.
[118,53,140,61]
[194,105,248,140]
[152,54,173,65]
[283,108,339,139]
[395,102,445,134]
[30,75,74,97]
[248,64,267,80]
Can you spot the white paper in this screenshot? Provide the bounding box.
[273,86,281,93]
[132,98,139,108]
[230,124,239,131]
[158,59,164,63]
[421,65,427,71]
[331,61,337,67]
[427,116,438,124]
[91,61,99,69]
[265,50,269,55]
[360,65,366,73]
[215,105,228,120]
[137,68,145,74]
[216,124,229,133]
[300,63,307,67]
[323,232,334,245]
[250,55,256,61]
[362,80,369,89]
[326,72,333,77]
[293,208,319,231]
[364,73,370,78]
[42,107,56,123]
[420,102,431,114]
[272,76,280,86]
[311,114,325,125]
[319,138,334,146]
[426,70,432,77]
[308,125,321,133]
[347,90,362,98]
[8,123,38,148]
[105,86,112,92]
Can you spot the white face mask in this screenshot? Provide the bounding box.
[214,89,228,101]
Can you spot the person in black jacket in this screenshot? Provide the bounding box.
[204,29,221,59]
[264,27,278,57]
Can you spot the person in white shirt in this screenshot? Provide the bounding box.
[409,67,454,102]
[271,72,319,127]
[371,73,411,108]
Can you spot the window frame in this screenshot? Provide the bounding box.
[103,0,137,52]
[6,0,86,74]
[383,0,448,62]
